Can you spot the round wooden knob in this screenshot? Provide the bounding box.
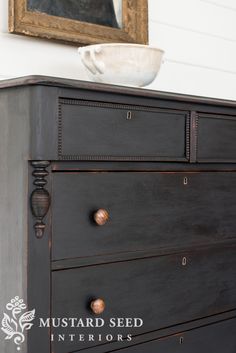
[94,209,109,226]
[90,298,105,315]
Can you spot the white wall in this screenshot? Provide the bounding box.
[0,0,88,81]
[0,0,236,100]
[148,0,236,99]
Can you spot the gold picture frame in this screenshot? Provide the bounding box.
[9,0,148,45]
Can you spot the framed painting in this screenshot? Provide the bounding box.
[9,0,148,45]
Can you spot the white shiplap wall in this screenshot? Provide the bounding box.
[148,0,236,98]
[0,0,236,100]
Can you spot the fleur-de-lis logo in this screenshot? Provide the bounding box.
[1,296,35,351]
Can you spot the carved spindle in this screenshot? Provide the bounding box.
[30,161,51,239]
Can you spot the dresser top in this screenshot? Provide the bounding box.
[0,75,236,108]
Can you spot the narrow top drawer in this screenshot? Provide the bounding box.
[197,113,236,162]
[58,98,189,161]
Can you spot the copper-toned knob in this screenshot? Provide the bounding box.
[90,298,105,315]
[94,209,109,226]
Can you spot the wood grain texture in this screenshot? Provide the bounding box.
[1,78,236,162]
[52,246,236,352]
[67,311,236,353]
[52,172,236,260]
[2,75,236,113]
[27,164,51,353]
[0,87,31,353]
[109,317,236,353]
[197,113,236,162]
[9,0,148,45]
[1,77,236,353]
[58,98,188,161]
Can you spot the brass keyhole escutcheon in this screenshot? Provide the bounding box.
[127,111,132,120]
[183,177,188,185]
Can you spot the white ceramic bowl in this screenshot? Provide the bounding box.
[78,43,164,87]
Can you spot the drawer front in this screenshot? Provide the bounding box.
[58,99,188,161]
[52,247,236,352]
[112,318,236,353]
[52,172,236,260]
[197,113,236,162]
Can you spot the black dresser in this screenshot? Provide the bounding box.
[0,76,236,353]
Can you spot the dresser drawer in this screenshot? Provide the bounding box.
[52,172,236,260]
[197,113,236,162]
[58,99,188,161]
[51,246,236,352]
[111,318,236,353]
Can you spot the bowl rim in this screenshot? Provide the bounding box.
[78,43,165,54]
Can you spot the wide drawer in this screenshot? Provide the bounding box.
[112,318,236,353]
[52,172,236,260]
[197,113,236,162]
[51,246,236,352]
[58,99,188,161]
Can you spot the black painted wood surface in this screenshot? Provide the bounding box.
[51,246,236,352]
[1,75,236,110]
[1,76,236,162]
[58,99,188,161]
[197,113,236,162]
[27,163,51,353]
[110,317,236,353]
[79,311,236,353]
[52,171,236,260]
[1,77,236,353]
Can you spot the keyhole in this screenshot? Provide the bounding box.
[183,177,188,185]
[127,111,132,120]
[179,336,184,344]
[182,257,187,266]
